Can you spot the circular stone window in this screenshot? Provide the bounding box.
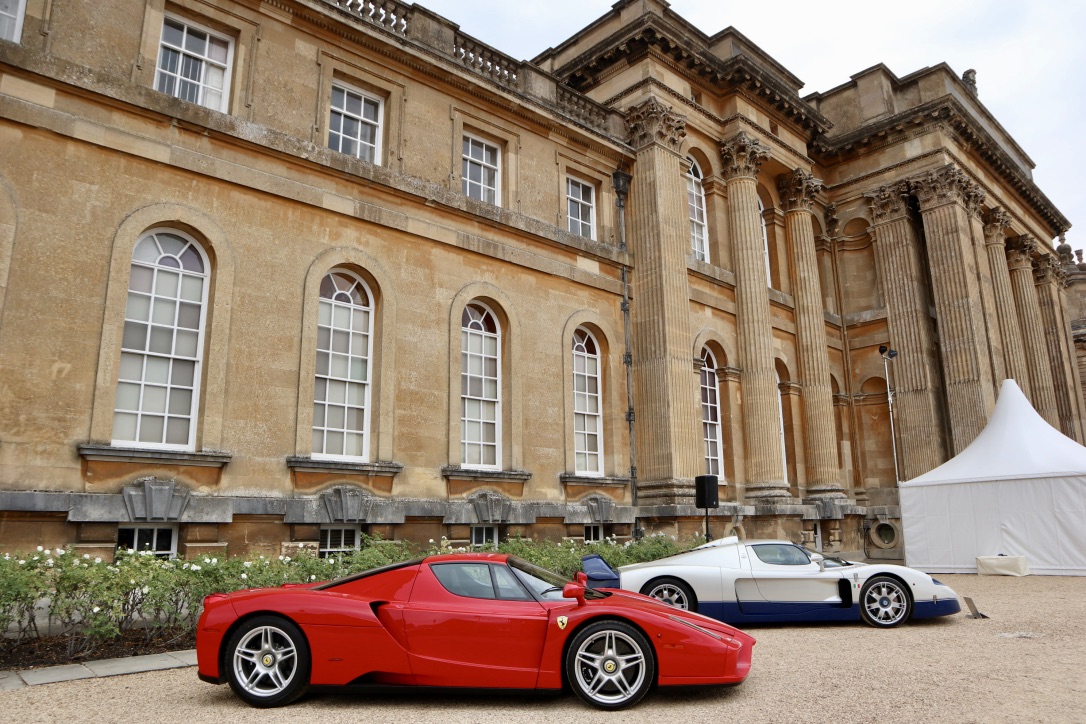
[868,521,900,549]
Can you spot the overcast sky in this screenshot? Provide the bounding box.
[419,0,1084,248]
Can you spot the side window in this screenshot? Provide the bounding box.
[154,14,233,112]
[492,565,532,600]
[566,177,596,240]
[328,83,383,164]
[432,562,497,599]
[319,525,361,557]
[462,134,501,205]
[572,328,603,475]
[461,303,501,469]
[750,544,811,566]
[0,0,26,43]
[470,524,498,547]
[116,525,177,559]
[313,270,373,460]
[114,230,208,450]
[687,158,708,262]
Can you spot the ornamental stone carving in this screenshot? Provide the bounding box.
[1007,235,1037,269]
[471,491,512,523]
[122,477,191,522]
[1033,254,1065,286]
[864,181,910,222]
[911,165,985,211]
[823,202,839,236]
[625,97,687,151]
[777,169,824,212]
[320,485,374,523]
[718,131,769,180]
[983,206,1011,242]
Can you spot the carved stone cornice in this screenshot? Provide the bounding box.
[911,165,985,212]
[983,206,1012,243]
[719,131,769,181]
[777,169,824,212]
[864,181,911,223]
[625,97,687,151]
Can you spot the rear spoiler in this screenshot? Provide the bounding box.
[581,554,620,589]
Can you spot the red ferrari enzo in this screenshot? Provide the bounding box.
[196,552,754,710]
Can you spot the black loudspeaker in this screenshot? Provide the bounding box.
[695,475,719,509]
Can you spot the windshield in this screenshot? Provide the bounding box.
[508,557,608,600]
[800,547,853,568]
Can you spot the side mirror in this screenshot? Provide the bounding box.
[574,571,588,585]
[562,582,586,606]
[810,552,825,572]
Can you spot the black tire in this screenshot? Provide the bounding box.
[640,577,698,612]
[224,615,311,707]
[859,576,913,628]
[565,620,655,710]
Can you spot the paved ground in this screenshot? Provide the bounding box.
[2,573,1085,723]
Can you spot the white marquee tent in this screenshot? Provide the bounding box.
[900,379,1086,575]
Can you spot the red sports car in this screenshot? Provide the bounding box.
[196,552,754,710]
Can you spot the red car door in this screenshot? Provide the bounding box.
[403,561,549,687]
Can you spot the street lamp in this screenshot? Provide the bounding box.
[879,345,900,484]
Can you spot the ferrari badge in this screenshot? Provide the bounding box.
[557,616,568,630]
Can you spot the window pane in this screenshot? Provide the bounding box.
[165,417,189,445]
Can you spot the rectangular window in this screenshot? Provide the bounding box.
[154,15,233,112]
[584,524,603,543]
[471,525,498,548]
[0,0,26,43]
[462,135,500,205]
[567,177,596,240]
[701,363,724,476]
[328,83,383,164]
[117,525,177,559]
[319,526,361,557]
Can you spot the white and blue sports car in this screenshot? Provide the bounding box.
[583,537,961,628]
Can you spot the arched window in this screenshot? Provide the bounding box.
[686,158,709,262]
[313,270,373,459]
[461,302,501,468]
[113,230,209,450]
[700,348,723,476]
[573,328,604,475]
[759,196,772,286]
[776,369,788,475]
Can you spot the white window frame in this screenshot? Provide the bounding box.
[312,270,374,462]
[584,524,603,543]
[687,158,709,262]
[776,369,788,475]
[471,525,498,548]
[0,0,27,44]
[154,13,234,112]
[116,524,178,559]
[461,302,502,470]
[573,328,604,476]
[566,176,596,240]
[701,348,724,476]
[462,134,501,206]
[319,525,362,557]
[328,81,384,164]
[113,229,210,452]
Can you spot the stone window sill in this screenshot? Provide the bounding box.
[78,444,231,468]
[285,457,403,476]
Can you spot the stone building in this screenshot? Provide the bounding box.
[0,0,1076,560]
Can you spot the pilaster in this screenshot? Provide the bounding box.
[1034,255,1084,441]
[623,97,702,504]
[778,169,844,499]
[912,165,995,454]
[865,182,946,478]
[1008,236,1060,427]
[720,131,792,503]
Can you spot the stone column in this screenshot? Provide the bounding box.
[1055,239,1086,443]
[865,182,946,478]
[623,97,702,503]
[965,196,1005,389]
[1035,255,1083,440]
[983,208,1031,398]
[778,169,844,499]
[912,165,996,454]
[720,131,791,501]
[1008,236,1060,427]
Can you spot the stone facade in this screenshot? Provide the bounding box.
[0,0,1075,559]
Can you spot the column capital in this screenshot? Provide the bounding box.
[823,202,839,236]
[1033,254,1065,287]
[864,180,910,223]
[911,165,985,212]
[777,169,824,212]
[625,97,687,152]
[983,206,1012,243]
[1007,235,1036,270]
[719,131,769,181]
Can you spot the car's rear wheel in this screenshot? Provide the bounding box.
[641,577,697,612]
[860,576,912,628]
[225,615,311,707]
[565,620,655,710]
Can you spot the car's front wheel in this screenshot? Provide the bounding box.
[860,576,913,628]
[640,577,697,612]
[565,620,655,710]
[224,615,311,707]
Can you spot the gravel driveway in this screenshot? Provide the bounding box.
[3,573,1084,723]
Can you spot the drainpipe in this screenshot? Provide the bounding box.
[612,170,638,514]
